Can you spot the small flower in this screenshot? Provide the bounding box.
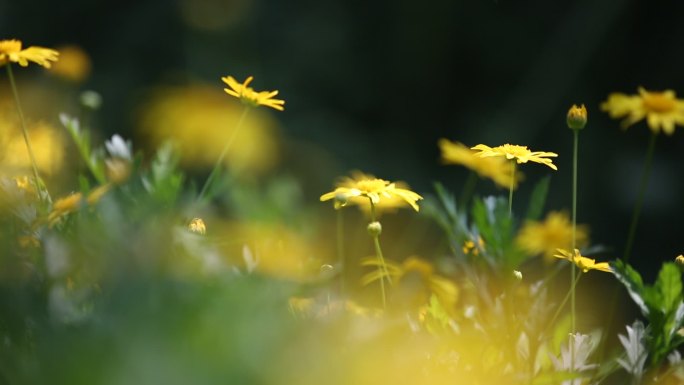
[567,104,587,130]
[513,270,523,281]
[601,87,684,135]
[553,248,612,273]
[320,172,423,212]
[0,39,59,68]
[188,218,207,235]
[221,75,285,111]
[471,144,558,170]
[462,236,485,256]
[516,211,589,260]
[439,139,521,189]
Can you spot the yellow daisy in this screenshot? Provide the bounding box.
[439,139,521,189]
[553,248,612,273]
[320,172,423,212]
[601,87,684,135]
[471,144,558,170]
[0,39,59,68]
[516,211,589,259]
[221,75,285,111]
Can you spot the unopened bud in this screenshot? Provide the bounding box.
[80,90,102,110]
[567,104,587,130]
[513,270,523,281]
[367,221,382,237]
[105,158,131,185]
[675,255,684,270]
[188,218,206,235]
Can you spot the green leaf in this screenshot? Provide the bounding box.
[525,175,551,221]
[60,114,106,184]
[656,263,682,314]
[611,260,650,317]
[471,196,523,268]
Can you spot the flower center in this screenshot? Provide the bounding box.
[0,40,22,54]
[356,179,388,193]
[642,91,676,113]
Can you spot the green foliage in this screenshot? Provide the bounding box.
[471,196,524,269]
[612,260,684,365]
[141,142,184,207]
[525,176,551,221]
[60,114,106,184]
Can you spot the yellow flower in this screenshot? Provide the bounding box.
[601,87,684,135]
[439,139,521,189]
[462,236,485,256]
[221,75,285,111]
[49,45,91,82]
[320,171,423,212]
[0,39,59,68]
[553,248,612,273]
[362,256,459,312]
[516,211,589,259]
[47,185,111,226]
[471,144,558,170]
[567,104,587,130]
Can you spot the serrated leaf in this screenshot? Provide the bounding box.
[525,175,551,220]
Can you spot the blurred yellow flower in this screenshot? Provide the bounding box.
[601,87,684,135]
[138,85,280,175]
[49,45,91,82]
[471,144,558,170]
[0,39,59,68]
[439,139,520,189]
[566,104,587,130]
[553,248,612,273]
[47,184,111,226]
[0,119,65,175]
[362,256,458,313]
[516,211,589,259]
[462,236,485,256]
[320,171,423,212]
[221,75,285,111]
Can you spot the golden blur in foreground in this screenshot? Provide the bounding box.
[0,100,65,176]
[138,84,280,175]
[215,221,323,281]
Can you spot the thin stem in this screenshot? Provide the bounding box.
[336,208,345,295]
[369,200,391,309]
[196,107,250,202]
[571,128,580,374]
[622,132,657,262]
[6,64,48,201]
[545,270,583,335]
[508,160,516,217]
[459,171,478,209]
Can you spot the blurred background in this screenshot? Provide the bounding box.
[1,0,684,278]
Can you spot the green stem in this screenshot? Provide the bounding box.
[336,208,345,295]
[545,270,583,335]
[622,132,657,262]
[571,128,580,374]
[6,64,49,201]
[369,201,391,309]
[508,161,516,217]
[196,107,250,202]
[459,171,478,209]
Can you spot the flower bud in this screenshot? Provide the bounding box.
[367,221,382,237]
[675,255,684,270]
[567,104,587,130]
[513,270,523,281]
[188,218,206,235]
[105,157,131,185]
